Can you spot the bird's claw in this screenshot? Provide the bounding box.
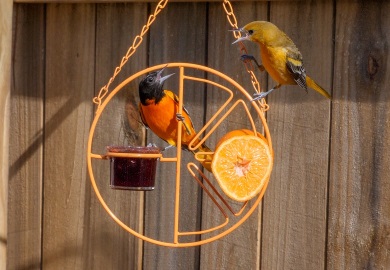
[252,85,279,101]
[240,55,265,71]
[240,54,256,63]
[176,113,191,135]
[252,92,268,101]
[176,113,185,122]
[162,145,174,152]
[147,143,158,148]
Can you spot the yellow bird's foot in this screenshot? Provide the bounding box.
[240,54,265,71]
[252,84,281,101]
[252,92,269,101]
[252,88,277,101]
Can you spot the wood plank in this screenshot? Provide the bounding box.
[142,2,207,268]
[200,2,268,269]
[327,1,390,269]
[0,0,13,269]
[262,1,333,269]
[15,0,281,3]
[7,5,45,269]
[87,3,148,269]
[43,4,95,269]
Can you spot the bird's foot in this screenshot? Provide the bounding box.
[252,92,269,101]
[252,85,280,101]
[240,55,265,71]
[162,145,174,152]
[176,113,185,122]
[147,143,157,148]
[176,113,191,135]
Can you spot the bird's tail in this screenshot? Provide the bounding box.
[306,76,332,99]
[192,143,213,173]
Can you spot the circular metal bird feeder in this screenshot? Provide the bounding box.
[87,63,273,247]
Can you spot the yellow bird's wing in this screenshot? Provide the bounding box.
[286,49,308,91]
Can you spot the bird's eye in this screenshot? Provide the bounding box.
[147,77,154,83]
[248,30,254,35]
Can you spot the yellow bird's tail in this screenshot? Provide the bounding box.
[306,76,332,99]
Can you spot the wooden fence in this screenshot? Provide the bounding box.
[2,0,390,269]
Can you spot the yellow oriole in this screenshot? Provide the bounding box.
[138,66,212,172]
[232,21,331,100]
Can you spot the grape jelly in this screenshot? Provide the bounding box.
[107,146,160,190]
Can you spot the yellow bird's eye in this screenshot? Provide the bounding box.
[248,29,254,35]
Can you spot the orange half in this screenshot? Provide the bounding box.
[211,132,273,202]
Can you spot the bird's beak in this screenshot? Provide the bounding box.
[156,64,175,84]
[230,28,249,44]
[159,73,175,84]
[232,35,249,44]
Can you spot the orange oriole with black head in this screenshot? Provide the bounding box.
[138,66,212,172]
[232,21,331,100]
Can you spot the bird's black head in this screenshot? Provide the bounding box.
[139,66,174,105]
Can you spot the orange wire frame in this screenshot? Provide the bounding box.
[87,63,273,247]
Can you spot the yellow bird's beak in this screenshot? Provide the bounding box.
[230,28,250,44]
[232,35,250,44]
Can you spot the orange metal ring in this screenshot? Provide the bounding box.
[87,63,273,247]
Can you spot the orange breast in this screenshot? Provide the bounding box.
[140,95,197,147]
[260,44,295,85]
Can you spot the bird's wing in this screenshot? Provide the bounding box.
[286,50,307,90]
[138,103,149,129]
[164,90,195,135]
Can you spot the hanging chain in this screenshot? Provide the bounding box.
[93,0,169,109]
[93,0,268,111]
[222,0,269,111]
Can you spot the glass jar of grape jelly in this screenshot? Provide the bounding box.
[107,145,161,190]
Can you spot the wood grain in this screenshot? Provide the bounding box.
[327,1,390,269]
[200,2,268,270]
[142,2,207,269]
[85,3,148,269]
[7,1,390,269]
[262,1,333,269]
[43,4,95,269]
[0,0,13,269]
[8,5,45,270]
[15,0,278,3]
